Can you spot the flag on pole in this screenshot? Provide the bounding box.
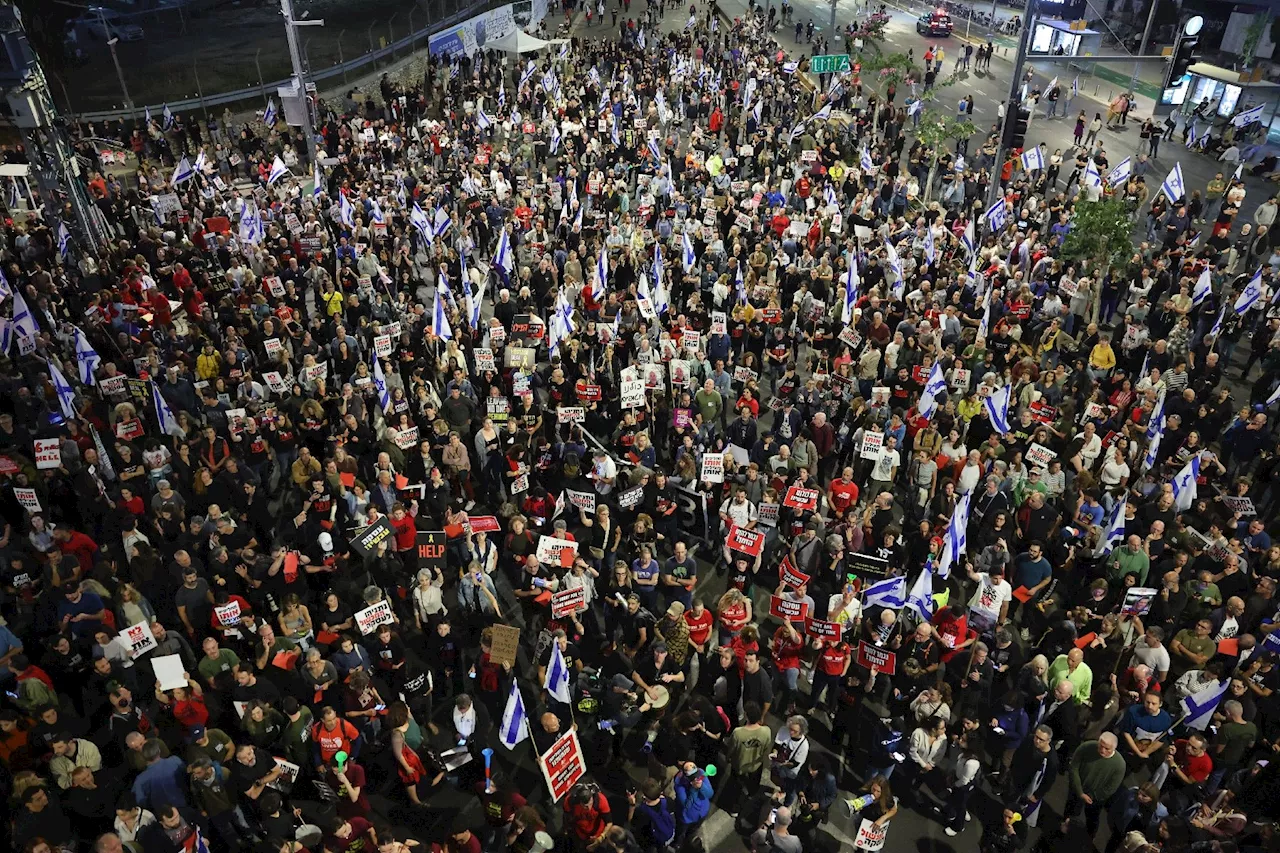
[812,103,832,122]
[499,680,530,748]
[842,259,859,324]
[73,327,101,386]
[432,290,453,341]
[735,263,747,304]
[263,98,277,127]
[1208,304,1226,340]
[267,156,289,185]
[985,383,1013,434]
[371,352,392,411]
[1071,76,1078,97]
[1020,146,1044,172]
[1234,269,1263,315]
[150,380,183,436]
[1107,157,1132,187]
[1192,267,1212,307]
[917,361,947,420]
[1233,103,1265,128]
[313,161,324,198]
[1267,383,1280,408]
[494,229,514,275]
[863,575,907,609]
[961,219,975,256]
[56,222,72,259]
[594,246,608,302]
[544,641,572,703]
[477,108,493,130]
[936,492,971,579]
[984,197,1007,232]
[1160,162,1186,204]
[48,359,78,420]
[339,193,355,227]
[682,231,697,273]
[1084,158,1102,189]
[1093,495,1128,557]
[906,566,935,621]
[163,103,174,129]
[1181,678,1231,730]
[1171,453,1201,512]
[171,157,195,185]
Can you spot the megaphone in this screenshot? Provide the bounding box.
[530,830,555,853]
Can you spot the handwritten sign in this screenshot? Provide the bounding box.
[355,599,395,635]
[536,535,579,568]
[620,378,646,409]
[33,438,60,470]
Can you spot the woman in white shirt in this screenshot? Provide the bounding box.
[1071,423,1104,472]
[907,716,949,801]
[1098,445,1131,490]
[412,568,446,631]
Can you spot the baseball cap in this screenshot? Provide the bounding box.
[188,725,207,742]
[318,532,334,551]
[652,641,669,654]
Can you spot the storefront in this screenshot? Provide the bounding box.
[1028,19,1102,57]
[1160,62,1280,142]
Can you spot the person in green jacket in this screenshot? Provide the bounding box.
[1062,734,1126,837]
[1107,535,1150,587]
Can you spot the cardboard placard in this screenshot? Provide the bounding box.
[726,524,765,557]
[33,438,60,470]
[856,640,897,675]
[538,730,587,802]
[838,327,862,350]
[701,452,724,483]
[806,618,844,641]
[153,654,188,691]
[770,595,810,622]
[349,516,394,556]
[551,586,588,618]
[536,535,579,568]
[489,624,520,668]
[374,334,393,358]
[120,620,157,659]
[951,368,971,390]
[683,330,702,353]
[783,485,820,512]
[355,599,395,635]
[392,425,420,450]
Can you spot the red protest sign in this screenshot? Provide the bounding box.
[783,484,820,513]
[551,586,587,619]
[856,640,897,675]
[805,618,844,641]
[778,555,811,588]
[726,525,765,557]
[467,516,501,533]
[538,730,587,802]
[577,384,603,402]
[770,595,809,622]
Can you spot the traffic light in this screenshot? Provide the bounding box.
[1169,34,1200,82]
[1002,106,1031,151]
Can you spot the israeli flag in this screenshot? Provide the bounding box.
[682,231,697,273]
[735,263,747,304]
[1160,162,1186,204]
[788,120,806,145]
[11,291,38,343]
[752,101,763,126]
[263,98,277,127]
[268,156,289,185]
[648,136,662,162]
[1234,268,1263,314]
[863,575,907,609]
[521,59,537,88]
[1181,678,1230,731]
[193,149,207,174]
[432,290,453,341]
[936,492,971,579]
[558,41,570,60]
[163,103,174,130]
[906,566,935,621]
[433,207,452,238]
[56,222,72,259]
[477,108,493,131]
[917,361,947,421]
[437,266,453,302]
[1192,267,1212,307]
[369,199,385,225]
[1171,453,1201,512]
[1208,304,1226,340]
[961,219,975,256]
[48,359,78,420]
[171,157,195,186]
[1084,158,1102,189]
[1071,76,1078,97]
[73,327,101,386]
[550,124,562,154]
[339,193,355,228]
[151,380,183,436]
[544,641,572,704]
[594,246,608,301]
[842,258,859,324]
[1196,124,1211,149]
[812,103,832,123]
[498,83,506,111]
[313,161,324,198]
[1107,157,1132,187]
[1186,121,1199,149]
[1267,383,1280,408]
[611,118,620,146]
[572,204,583,232]
[985,383,1013,435]
[860,147,875,173]
[1020,146,1044,172]
[1233,103,1265,128]
[637,28,647,49]
[7,181,17,210]
[1092,495,1128,557]
[824,184,838,207]
[1147,388,1166,440]
[410,203,432,244]
[923,226,935,265]
[908,98,923,117]
[653,245,668,315]
[1047,76,1059,96]
[984,198,1006,232]
[542,69,557,94]
[145,105,153,125]
[494,228,514,275]
[884,239,903,283]
[588,66,601,87]
[499,680,530,749]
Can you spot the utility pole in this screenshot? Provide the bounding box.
[986,0,1037,207]
[98,8,133,115]
[280,0,324,164]
[829,0,837,39]
[1128,0,1160,101]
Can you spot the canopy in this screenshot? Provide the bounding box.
[487,29,566,54]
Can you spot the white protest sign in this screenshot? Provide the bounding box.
[355,599,396,635]
[1027,443,1057,468]
[13,487,40,514]
[620,378,646,408]
[474,347,497,373]
[153,654,188,691]
[860,430,884,460]
[263,371,288,393]
[557,407,586,424]
[264,338,284,359]
[536,535,579,568]
[33,438,60,470]
[701,452,725,483]
[120,620,157,659]
[392,426,419,450]
[374,335,393,358]
[565,489,596,512]
[711,312,727,335]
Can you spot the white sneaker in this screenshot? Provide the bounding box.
[945,828,959,837]
[966,812,972,822]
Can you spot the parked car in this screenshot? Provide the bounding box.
[916,10,954,36]
[73,8,145,42]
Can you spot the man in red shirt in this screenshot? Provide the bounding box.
[1161,733,1212,790]
[811,638,851,711]
[685,599,715,659]
[564,782,612,849]
[827,467,860,519]
[323,814,376,853]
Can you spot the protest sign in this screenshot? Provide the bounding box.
[349,516,394,556]
[620,378,646,408]
[489,625,520,667]
[415,531,447,574]
[860,430,884,460]
[355,599,395,635]
[770,595,810,622]
[1122,587,1158,616]
[536,535,579,568]
[701,452,724,483]
[557,407,586,423]
[13,487,39,514]
[783,485,820,513]
[538,731,587,802]
[726,525,765,557]
[757,501,780,527]
[779,555,811,588]
[120,620,158,659]
[33,438,60,470]
[551,586,588,619]
[805,619,844,641]
[856,640,897,675]
[1223,496,1257,516]
[1026,443,1056,468]
[565,489,596,512]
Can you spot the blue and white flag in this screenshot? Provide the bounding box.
[917,361,947,421]
[863,575,907,609]
[433,207,452,238]
[923,226,935,265]
[735,263,747,304]
[369,199,385,225]
[1267,383,1280,408]
[497,83,506,111]
[432,289,453,341]
[906,566,935,621]
[1208,304,1226,340]
[494,228,514,275]
[1071,76,1078,97]
[73,326,101,386]
[961,219,975,257]
[263,98,277,127]
[56,222,72,259]
[1196,124,1210,149]
[339,193,355,228]
[812,103,832,123]
[151,380,183,436]
[1192,267,1212,307]
[48,359,77,420]
[550,124,562,154]
[936,492,971,579]
[1233,103,1265,128]
[611,117,620,146]
[267,156,289,185]
[1160,162,1186,204]
[908,98,922,116]
[637,28,647,49]
[1084,158,1102,189]
[984,198,1007,232]
[1147,388,1166,441]
[752,101,763,126]
[11,291,38,344]
[1020,146,1044,172]
[1181,678,1230,731]
[372,352,392,411]
[985,383,1013,435]
[648,136,662,163]
[1107,157,1132,187]
[653,245,668,316]
[1093,495,1128,557]
[594,246,608,301]
[499,680,530,749]
[193,149,207,174]
[145,105,153,125]
[163,103,174,130]
[1171,453,1201,512]
[544,641,572,703]
[558,41,570,60]
[1186,121,1199,149]
[410,203,432,244]
[477,108,493,131]
[788,120,806,145]
[194,828,211,853]
[313,161,324,198]
[1235,268,1263,314]
[842,259,859,324]
[860,147,875,173]
[521,59,537,88]
[682,231,697,273]
[171,157,195,186]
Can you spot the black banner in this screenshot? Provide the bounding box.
[350,516,394,557]
[415,530,447,574]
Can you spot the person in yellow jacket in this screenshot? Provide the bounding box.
[195,342,222,381]
[318,282,344,317]
[1088,335,1117,381]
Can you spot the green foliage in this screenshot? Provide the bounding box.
[1060,197,1134,271]
[914,110,976,148]
[863,53,922,94]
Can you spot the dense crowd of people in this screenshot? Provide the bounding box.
[3,2,1280,853]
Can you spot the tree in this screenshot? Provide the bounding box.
[860,53,922,141]
[913,110,977,202]
[1059,197,1134,320]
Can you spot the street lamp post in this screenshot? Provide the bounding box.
[1128,0,1160,103]
[279,0,324,165]
[98,8,133,116]
[987,0,1038,207]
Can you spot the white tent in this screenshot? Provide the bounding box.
[487,29,567,54]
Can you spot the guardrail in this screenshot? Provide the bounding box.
[72,2,488,123]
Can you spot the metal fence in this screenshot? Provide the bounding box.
[71,0,493,123]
